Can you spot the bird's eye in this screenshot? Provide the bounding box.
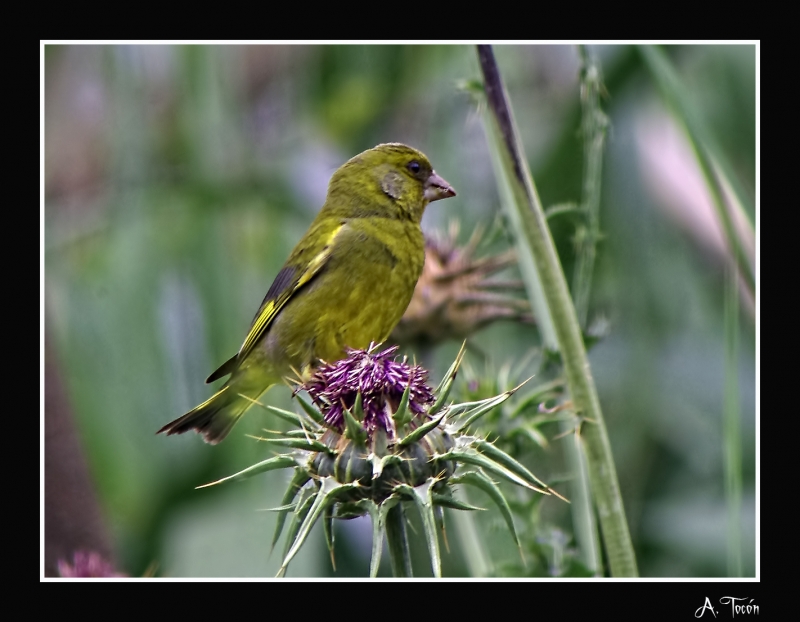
[407,161,421,174]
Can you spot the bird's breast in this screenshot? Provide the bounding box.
[262,218,424,378]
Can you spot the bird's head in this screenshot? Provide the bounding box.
[327,143,456,221]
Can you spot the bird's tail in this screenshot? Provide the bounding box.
[157,386,258,445]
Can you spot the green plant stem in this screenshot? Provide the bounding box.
[572,45,608,330]
[638,45,755,298]
[555,45,607,577]
[385,504,413,577]
[478,104,558,351]
[723,264,743,576]
[451,487,491,576]
[477,45,637,577]
[559,419,602,575]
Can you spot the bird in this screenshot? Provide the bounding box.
[157,143,456,444]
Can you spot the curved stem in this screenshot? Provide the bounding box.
[638,45,755,298]
[476,45,638,577]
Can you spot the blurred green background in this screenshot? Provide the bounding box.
[43,44,756,578]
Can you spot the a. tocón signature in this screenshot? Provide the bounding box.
[696,597,759,618]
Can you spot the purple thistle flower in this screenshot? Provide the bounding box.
[57,550,125,578]
[304,344,435,441]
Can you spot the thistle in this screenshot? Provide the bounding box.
[199,343,564,577]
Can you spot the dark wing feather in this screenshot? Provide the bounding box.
[204,221,346,383]
[206,266,298,384]
[206,268,300,382]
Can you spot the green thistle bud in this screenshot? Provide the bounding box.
[198,342,564,577]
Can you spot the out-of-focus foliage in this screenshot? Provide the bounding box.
[43,44,756,577]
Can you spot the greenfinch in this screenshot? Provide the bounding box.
[158,143,456,444]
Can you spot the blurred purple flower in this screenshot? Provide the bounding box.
[57,550,125,578]
[303,344,434,441]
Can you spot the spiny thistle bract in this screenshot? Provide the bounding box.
[198,343,565,577]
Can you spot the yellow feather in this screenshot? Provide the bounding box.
[237,224,344,362]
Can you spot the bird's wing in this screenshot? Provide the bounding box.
[234,221,345,370]
[206,262,305,382]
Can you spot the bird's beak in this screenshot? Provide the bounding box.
[424,171,456,202]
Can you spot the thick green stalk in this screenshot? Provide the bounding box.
[476,45,637,576]
[481,105,558,352]
[385,504,413,577]
[723,265,743,576]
